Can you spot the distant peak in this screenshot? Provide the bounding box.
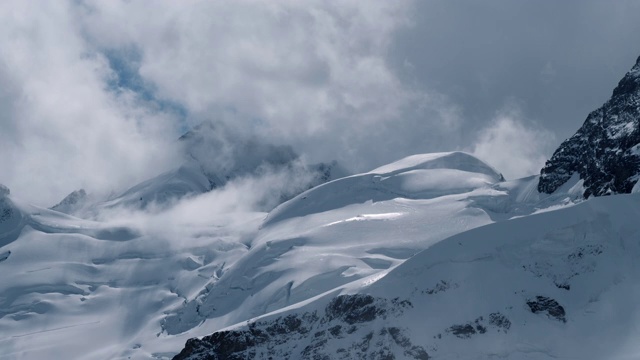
[50,189,88,214]
[610,55,640,98]
[178,121,217,141]
[369,151,504,182]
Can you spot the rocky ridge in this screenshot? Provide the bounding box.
[172,294,429,360]
[539,55,640,197]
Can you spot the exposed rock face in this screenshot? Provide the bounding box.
[444,313,511,339]
[539,55,640,197]
[172,294,428,360]
[526,296,566,323]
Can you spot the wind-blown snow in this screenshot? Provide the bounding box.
[264,151,503,226]
[97,164,211,212]
[367,151,503,179]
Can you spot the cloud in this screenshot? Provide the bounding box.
[470,106,556,180]
[0,1,183,205]
[389,0,640,144]
[0,0,466,205]
[93,162,322,246]
[76,0,462,170]
[2,0,639,206]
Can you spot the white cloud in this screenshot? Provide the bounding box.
[0,1,183,205]
[470,106,556,180]
[76,0,461,170]
[93,162,321,244]
[0,0,466,206]
[7,0,586,206]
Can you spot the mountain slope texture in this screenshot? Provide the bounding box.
[175,194,640,360]
[173,54,640,359]
[2,55,640,360]
[539,55,640,197]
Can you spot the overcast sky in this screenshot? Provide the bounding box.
[1,0,640,205]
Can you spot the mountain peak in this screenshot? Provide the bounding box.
[368,151,504,182]
[611,55,640,98]
[539,54,640,197]
[50,189,87,213]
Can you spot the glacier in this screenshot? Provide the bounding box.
[0,150,592,359]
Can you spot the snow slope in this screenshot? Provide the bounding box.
[7,55,640,360]
[96,164,211,211]
[55,122,347,217]
[162,152,508,336]
[176,193,640,360]
[263,151,504,226]
[0,188,260,359]
[0,152,576,359]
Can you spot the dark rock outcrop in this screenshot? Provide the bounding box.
[172,294,427,360]
[443,312,511,339]
[526,296,566,323]
[539,55,640,197]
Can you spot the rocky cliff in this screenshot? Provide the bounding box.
[539,55,640,197]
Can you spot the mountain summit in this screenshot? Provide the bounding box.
[539,55,640,197]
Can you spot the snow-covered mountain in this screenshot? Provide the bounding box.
[170,122,347,210]
[0,150,558,360]
[539,55,640,197]
[3,56,640,360]
[175,193,640,360]
[0,144,587,360]
[161,152,513,336]
[50,189,88,215]
[54,122,346,217]
[171,55,640,359]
